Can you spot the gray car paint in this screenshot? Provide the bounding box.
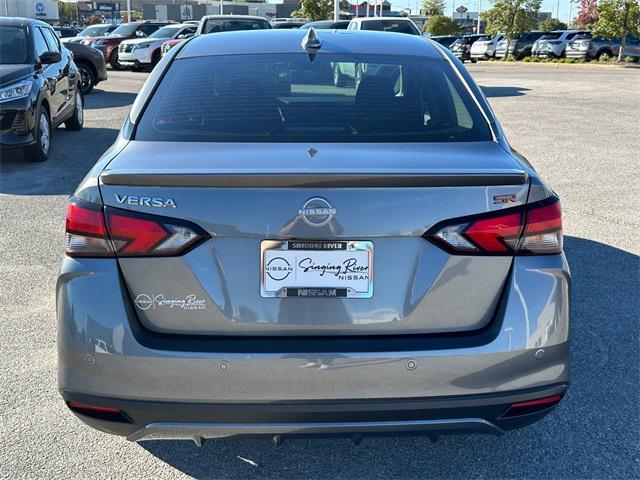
[57,29,570,439]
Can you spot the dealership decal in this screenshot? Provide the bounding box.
[134,293,206,311]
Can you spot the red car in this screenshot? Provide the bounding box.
[88,21,172,69]
[160,38,182,56]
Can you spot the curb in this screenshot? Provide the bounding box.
[471,61,640,70]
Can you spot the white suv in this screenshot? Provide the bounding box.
[118,24,195,69]
[532,30,589,58]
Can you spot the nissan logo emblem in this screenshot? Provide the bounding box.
[298,197,336,227]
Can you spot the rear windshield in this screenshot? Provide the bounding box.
[522,33,544,41]
[110,23,139,37]
[79,25,112,37]
[0,26,28,64]
[202,19,270,34]
[360,20,420,35]
[149,26,184,38]
[135,53,491,143]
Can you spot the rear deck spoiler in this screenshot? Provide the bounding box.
[99,171,528,188]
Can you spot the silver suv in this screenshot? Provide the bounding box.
[566,33,640,60]
[58,30,570,444]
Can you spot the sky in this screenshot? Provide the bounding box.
[390,0,580,23]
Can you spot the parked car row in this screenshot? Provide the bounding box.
[0,17,84,162]
[434,30,640,62]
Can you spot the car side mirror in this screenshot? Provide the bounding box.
[39,51,61,64]
[136,31,145,38]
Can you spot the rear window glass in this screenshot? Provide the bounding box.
[135,53,491,143]
[202,19,270,34]
[540,33,562,40]
[573,33,592,40]
[360,20,419,35]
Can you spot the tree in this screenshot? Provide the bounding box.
[538,17,568,30]
[574,0,599,27]
[84,15,103,26]
[423,0,446,15]
[427,15,460,35]
[57,1,78,24]
[484,0,542,40]
[592,0,640,61]
[291,0,333,21]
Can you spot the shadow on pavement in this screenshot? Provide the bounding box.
[139,236,639,479]
[84,90,138,109]
[481,85,530,97]
[0,127,118,195]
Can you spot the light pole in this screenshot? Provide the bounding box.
[476,0,481,33]
[568,0,579,26]
[334,0,340,21]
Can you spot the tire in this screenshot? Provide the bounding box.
[76,62,95,95]
[23,105,50,162]
[471,58,478,63]
[597,50,613,61]
[333,64,347,87]
[109,49,121,70]
[65,88,84,131]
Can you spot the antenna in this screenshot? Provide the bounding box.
[301,28,322,50]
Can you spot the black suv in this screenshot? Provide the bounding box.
[0,17,84,162]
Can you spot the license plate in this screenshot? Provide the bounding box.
[260,240,373,298]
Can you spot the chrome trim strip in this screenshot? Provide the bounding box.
[127,418,505,441]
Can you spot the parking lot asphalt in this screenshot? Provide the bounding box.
[0,65,638,479]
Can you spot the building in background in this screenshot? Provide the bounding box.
[0,0,59,21]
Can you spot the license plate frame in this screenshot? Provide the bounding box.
[260,240,373,299]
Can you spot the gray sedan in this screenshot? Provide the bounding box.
[57,29,570,444]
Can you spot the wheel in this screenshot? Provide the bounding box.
[23,105,50,162]
[109,49,121,70]
[76,62,95,95]
[333,64,347,87]
[597,50,613,61]
[471,58,478,63]
[65,88,84,131]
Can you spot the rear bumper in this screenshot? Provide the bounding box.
[118,49,153,66]
[57,253,570,438]
[565,51,588,59]
[61,384,568,441]
[470,50,488,59]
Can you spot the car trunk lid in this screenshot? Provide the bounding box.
[99,141,528,336]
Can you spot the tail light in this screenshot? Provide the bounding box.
[501,394,563,417]
[425,197,562,255]
[65,200,209,257]
[67,401,131,423]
